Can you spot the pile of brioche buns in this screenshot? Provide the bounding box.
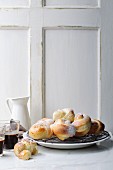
[29,108,105,141]
[14,108,105,160]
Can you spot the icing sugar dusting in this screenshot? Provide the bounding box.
[68,125,76,137]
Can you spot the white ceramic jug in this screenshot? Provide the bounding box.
[6,96,31,130]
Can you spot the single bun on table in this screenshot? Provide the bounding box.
[88,119,105,134]
[50,119,76,140]
[53,108,75,122]
[29,118,54,140]
[14,142,29,160]
[21,138,38,155]
[14,139,38,160]
[72,113,91,137]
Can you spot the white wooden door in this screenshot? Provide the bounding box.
[0,0,113,133]
[36,0,113,133]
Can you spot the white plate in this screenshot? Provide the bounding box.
[23,131,111,149]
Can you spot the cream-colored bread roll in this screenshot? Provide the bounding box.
[72,113,91,137]
[29,118,54,140]
[53,110,66,121]
[50,119,76,140]
[14,139,38,160]
[14,142,26,157]
[53,108,75,122]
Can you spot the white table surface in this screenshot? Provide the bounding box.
[1,138,113,170]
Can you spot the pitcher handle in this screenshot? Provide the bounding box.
[6,98,12,114]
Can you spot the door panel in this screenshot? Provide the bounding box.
[0,28,30,120]
[43,28,100,118]
[44,0,100,8]
[0,0,29,7]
